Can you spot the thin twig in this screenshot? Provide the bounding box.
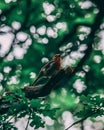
[65,105,103,130]
[25,115,31,130]
[80,121,84,130]
[65,110,98,130]
[8,115,15,122]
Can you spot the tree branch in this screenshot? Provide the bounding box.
[65,109,101,130]
[57,0,104,87]
[25,115,31,130]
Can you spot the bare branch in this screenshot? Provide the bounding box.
[65,109,100,130]
[25,115,30,130]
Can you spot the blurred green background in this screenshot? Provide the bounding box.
[0,0,104,130]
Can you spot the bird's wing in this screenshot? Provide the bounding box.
[31,61,55,86]
[43,61,57,76]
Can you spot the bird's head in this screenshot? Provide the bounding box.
[53,54,61,60]
[53,54,62,68]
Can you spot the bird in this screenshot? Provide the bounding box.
[31,54,62,86]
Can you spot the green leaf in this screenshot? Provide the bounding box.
[30,99,42,108]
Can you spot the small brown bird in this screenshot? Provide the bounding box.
[32,54,62,86]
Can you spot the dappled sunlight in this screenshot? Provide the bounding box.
[78,26,91,35]
[13,45,26,59]
[76,71,85,77]
[46,15,56,22]
[0,0,104,130]
[0,25,11,32]
[30,72,36,79]
[0,33,14,57]
[70,51,84,59]
[12,21,21,30]
[37,26,46,36]
[56,22,67,30]
[62,111,80,130]
[93,55,101,63]
[44,116,54,126]
[0,73,3,81]
[59,42,73,52]
[97,30,104,52]
[3,66,11,73]
[78,44,87,52]
[79,1,93,9]
[41,57,49,64]
[42,37,49,44]
[73,79,87,93]
[30,25,36,34]
[22,38,32,49]
[83,65,90,72]
[5,0,12,3]
[16,32,28,42]
[84,119,104,130]
[7,76,19,85]
[5,52,14,61]
[101,67,104,74]
[43,2,55,15]
[47,27,58,38]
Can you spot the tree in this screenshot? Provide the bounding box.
[0,0,104,130]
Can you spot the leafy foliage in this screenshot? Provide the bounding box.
[0,90,59,129]
[77,95,104,118]
[0,0,104,129]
